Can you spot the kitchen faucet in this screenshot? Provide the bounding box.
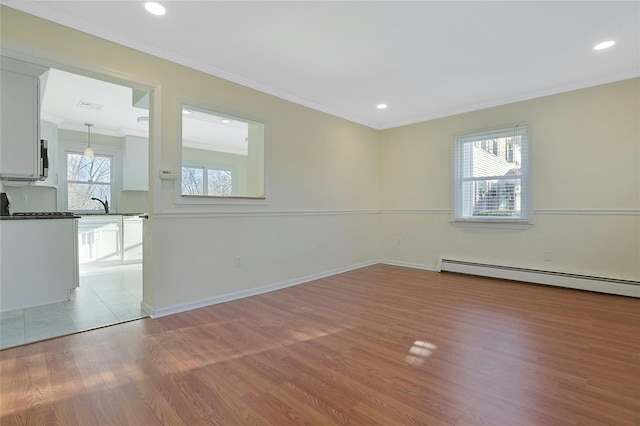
[91,197,109,213]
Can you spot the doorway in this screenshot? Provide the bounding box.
[0,67,151,349]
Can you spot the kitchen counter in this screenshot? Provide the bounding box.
[0,214,80,220]
[80,212,147,217]
[1,212,147,220]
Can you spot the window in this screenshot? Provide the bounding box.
[207,168,233,196]
[180,104,265,201]
[66,152,112,211]
[182,164,234,196]
[182,166,204,195]
[452,124,530,223]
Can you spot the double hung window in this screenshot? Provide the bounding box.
[66,152,112,211]
[182,165,234,196]
[452,124,530,223]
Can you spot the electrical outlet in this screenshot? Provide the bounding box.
[235,255,243,267]
[396,237,403,246]
[544,251,552,262]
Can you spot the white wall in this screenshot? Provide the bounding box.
[379,78,640,281]
[3,185,56,212]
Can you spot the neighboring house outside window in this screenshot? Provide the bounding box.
[452,124,530,224]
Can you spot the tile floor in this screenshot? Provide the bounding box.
[0,263,146,350]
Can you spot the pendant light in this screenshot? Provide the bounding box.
[84,123,94,157]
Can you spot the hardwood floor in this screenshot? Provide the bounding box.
[1,264,638,425]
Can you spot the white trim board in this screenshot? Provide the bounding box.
[148,260,378,318]
[153,209,380,219]
[145,258,638,319]
[379,260,438,272]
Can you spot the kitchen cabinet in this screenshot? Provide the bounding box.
[0,57,48,181]
[78,215,122,267]
[123,215,143,262]
[77,214,143,268]
[122,135,149,191]
[0,217,79,312]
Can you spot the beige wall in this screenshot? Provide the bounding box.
[379,78,640,281]
[1,6,381,314]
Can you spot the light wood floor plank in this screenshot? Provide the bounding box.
[1,264,638,425]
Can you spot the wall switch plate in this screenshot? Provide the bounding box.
[159,169,178,180]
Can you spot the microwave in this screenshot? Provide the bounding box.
[40,139,49,180]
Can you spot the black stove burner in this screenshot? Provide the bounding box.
[13,211,75,217]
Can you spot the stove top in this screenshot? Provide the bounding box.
[13,212,76,217]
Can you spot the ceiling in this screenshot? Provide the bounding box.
[5,1,640,130]
[40,68,150,138]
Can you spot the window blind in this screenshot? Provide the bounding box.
[452,124,530,221]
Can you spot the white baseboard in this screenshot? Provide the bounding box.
[140,300,154,317]
[143,258,639,319]
[379,259,438,272]
[148,260,379,318]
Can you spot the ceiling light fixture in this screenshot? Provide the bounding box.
[144,1,166,16]
[78,101,103,110]
[593,40,615,50]
[376,104,388,109]
[84,123,94,157]
[182,109,191,115]
[221,119,231,124]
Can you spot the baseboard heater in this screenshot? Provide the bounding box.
[438,258,639,298]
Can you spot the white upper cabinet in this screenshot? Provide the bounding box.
[0,57,48,181]
[122,135,149,191]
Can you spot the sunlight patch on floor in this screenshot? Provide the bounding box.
[405,340,437,366]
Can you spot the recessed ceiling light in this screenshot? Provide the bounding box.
[221,119,231,124]
[144,1,166,16]
[376,104,388,109]
[593,40,615,51]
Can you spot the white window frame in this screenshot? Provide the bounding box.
[58,141,122,213]
[451,123,531,228]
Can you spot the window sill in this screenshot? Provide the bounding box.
[450,219,533,230]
